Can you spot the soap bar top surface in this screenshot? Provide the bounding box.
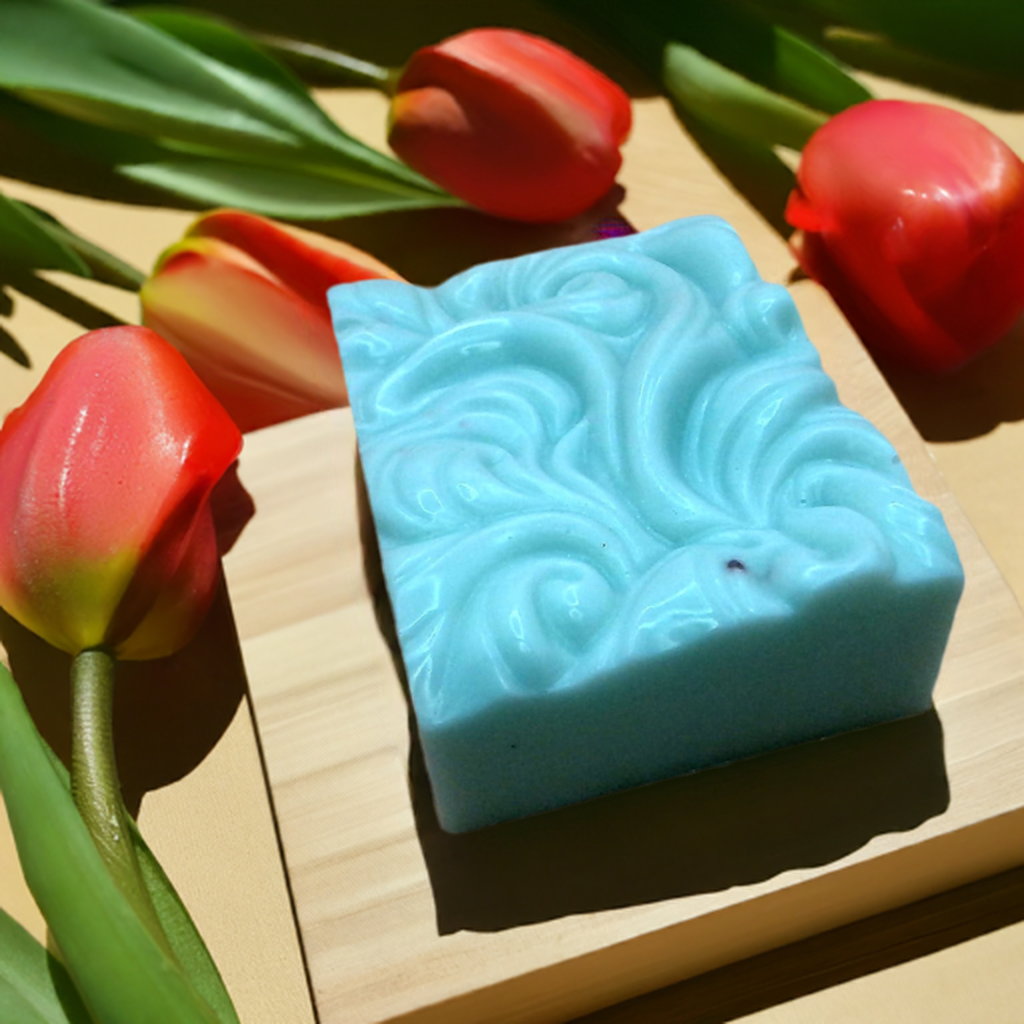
[330,216,963,831]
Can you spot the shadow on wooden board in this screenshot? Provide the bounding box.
[571,861,1024,1023]
[0,574,247,818]
[877,318,1024,442]
[355,457,950,936]
[412,708,949,935]
[0,468,256,816]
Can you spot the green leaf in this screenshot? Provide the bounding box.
[36,737,240,1024]
[0,907,92,1024]
[129,825,240,1024]
[663,41,828,150]
[771,25,870,113]
[0,89,460,220]
[121,154,461,219]
[757,0,1024,82]
[249,32,398,91]
[0,193,89,276]
[129,8,414,176]
[15,203,145,290]
[822,27,1024,109]
[0,663,224,1024]
[0,0,301,154]
[0,0,454,214]
[546,0,868,115]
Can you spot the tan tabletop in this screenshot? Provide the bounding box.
[1,41,1023,1024]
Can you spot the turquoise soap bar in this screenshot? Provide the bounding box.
[329,216,964,834]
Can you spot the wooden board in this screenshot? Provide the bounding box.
[224,317,1024,1022]
[1,72,1023,1024]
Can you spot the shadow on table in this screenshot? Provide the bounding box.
[0,572,248,817]
[875,317,1024,442]
[411,708,949,935]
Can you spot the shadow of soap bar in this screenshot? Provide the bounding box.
[329,216,964,834]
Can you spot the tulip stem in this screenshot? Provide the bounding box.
[70,647,174,958]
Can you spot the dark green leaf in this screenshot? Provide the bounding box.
[547,0,869,115]
[772,25,870,113]
[121,154,462,219]
[760,0,1024,82]
[15,203,145,290]
[0,907,93,1024]
[822,27,1024,109]
[0,320,32,369]
[128,7,433,188]
[0,0,452,212]
[249,32,398,91]
[0,193,89,276]
[0,0,302,154]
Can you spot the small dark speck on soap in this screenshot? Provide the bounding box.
[726,559,746,572]
[891,454,901,465]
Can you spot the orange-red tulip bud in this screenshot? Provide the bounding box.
[0,327,242,659]
[142,210,400,432]
[786,100,1024,373]
[388,28,632,223]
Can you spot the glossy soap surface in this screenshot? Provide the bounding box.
[330,217,964,833]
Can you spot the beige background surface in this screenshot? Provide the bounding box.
[0,58,1022,1024]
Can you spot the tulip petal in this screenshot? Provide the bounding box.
[788,100,1024,372]
[0,326,242,657]
[185,209,399,311]
[142,246,348,432]
[389,29,631,223]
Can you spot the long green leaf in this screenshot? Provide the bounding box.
[0,0,297,152]
[0,0,453,213]
[130,7,426,186]
[0,663,223,1024]
[13,203,145,290]
[0,194,89,277]
[758,0,1024,81]
[129,824,240,1024]
[822,27,1024,109]
[121,155,459,219]
[772,24,870,112]
[547,0,868,116]
[36,743,239,1024]
[663,42,827,150]
[0,87,459,220]
[0,908,92,1024]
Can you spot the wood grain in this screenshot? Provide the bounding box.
[224,376,1024,1023]
[0,67,1022,1024]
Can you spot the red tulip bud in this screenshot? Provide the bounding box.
[786,100,1024,373]
[388,28,632,223]
[141,210,400,433]
[0,327,242,660]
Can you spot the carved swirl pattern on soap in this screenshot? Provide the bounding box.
[334,218,962,723]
